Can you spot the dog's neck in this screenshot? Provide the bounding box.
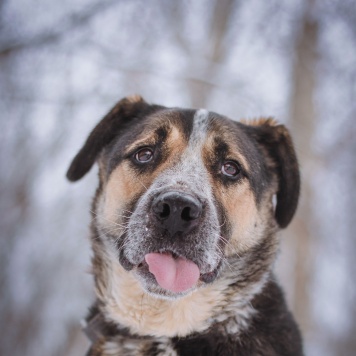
[89,233,277,340]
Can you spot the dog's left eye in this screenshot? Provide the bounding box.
[221,161,241,177]
[135,148,154,163]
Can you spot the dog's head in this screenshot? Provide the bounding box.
[67,96,299,300]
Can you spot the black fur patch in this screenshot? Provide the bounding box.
[172,280,303,356]
[66,98,165,181]
[241,121,300,227]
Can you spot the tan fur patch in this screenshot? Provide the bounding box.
[240,117,278,127]
[203,127,250,174]
[109,95,144,117]
[124,124,184,158]
[126,94,144,103]
[100,162,144,228]
[223,182,260,255]
[100,259,244,338]
[215,180,262,256]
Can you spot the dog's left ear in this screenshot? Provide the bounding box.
[248,119,300,228]
[66,95,163,182]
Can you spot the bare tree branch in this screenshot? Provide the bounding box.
[0,0,120,55]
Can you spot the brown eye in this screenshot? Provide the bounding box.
[221,161,240,177]
[135,148,154,163]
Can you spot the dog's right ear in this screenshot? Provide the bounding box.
[66,95,162,182]
[245,118,300,229]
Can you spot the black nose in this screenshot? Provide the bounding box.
[152,191,202,237]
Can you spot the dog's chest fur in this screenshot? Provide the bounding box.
[67,96,303,355]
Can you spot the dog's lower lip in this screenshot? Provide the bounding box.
[200,260,222,283]
[119,249,135,271]
[200,269,217,283]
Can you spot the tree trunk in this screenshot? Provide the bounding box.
[285,3,319,336]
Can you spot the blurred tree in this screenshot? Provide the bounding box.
[287,0,319,336]
[0,1,355,356]
[153,0,236,108]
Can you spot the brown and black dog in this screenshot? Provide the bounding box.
[67,95,303,356]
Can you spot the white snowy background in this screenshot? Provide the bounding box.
[0,1,355,355]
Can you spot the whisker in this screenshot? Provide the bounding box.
[90,209,132,228]
[218,218,227,228]
[135,177,148,191]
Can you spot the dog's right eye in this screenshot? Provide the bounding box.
[221,160,241,178]
[134,148,154,163]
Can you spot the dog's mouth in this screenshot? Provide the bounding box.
[144,251,200,293]
[134,250,221,295]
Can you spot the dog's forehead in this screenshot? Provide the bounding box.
[175,108,235,141]
[132,108,253,172]
[189,108,210,144]
[147,107,243,148]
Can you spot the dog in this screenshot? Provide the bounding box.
[67,95,303,356]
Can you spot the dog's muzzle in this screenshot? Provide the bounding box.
[119,189,222,295]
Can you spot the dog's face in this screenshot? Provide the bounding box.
[67,96,299,301]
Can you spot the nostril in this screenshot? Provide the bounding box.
[181,206,200,221]
[160,203,170,219]
[181,207,191,221]
[153,201,171,219]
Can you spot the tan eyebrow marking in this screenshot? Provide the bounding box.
[124,135,157,155]
[122,110,188,155]
[225,146,250,173]
[203,131,251,174]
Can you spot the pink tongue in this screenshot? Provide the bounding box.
[144,252,200,293]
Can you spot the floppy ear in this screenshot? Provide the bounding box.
[66,95,163,182]
[249,119,300,228]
